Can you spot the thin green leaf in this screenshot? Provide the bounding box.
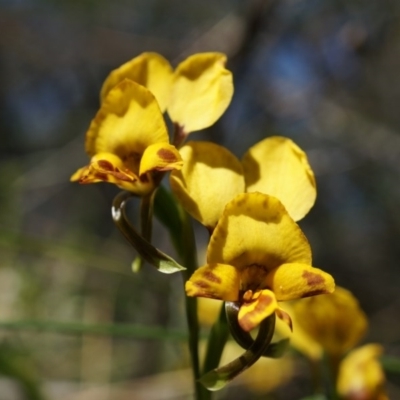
[381,355,400,374]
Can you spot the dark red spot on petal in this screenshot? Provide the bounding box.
[302,270,325,286]
[203,270,221,284]
[98,160,114,171]
[157,148,178,162]
[301,289,330,298]
[193,280,210,290]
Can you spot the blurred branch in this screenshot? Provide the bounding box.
[0,320,189,340]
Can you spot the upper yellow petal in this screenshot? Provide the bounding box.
[292,286,368,357]
[139,142,183,176]
[337,344,387,400]
[100,52,173,112]
[207,192,312,270]
[265,263,335,301]
[238,289,278,332]
[167,52,233,133]
[86,79,169,165]
[242,136,316,221]
[185,263,240,301]
[170,141,245,229]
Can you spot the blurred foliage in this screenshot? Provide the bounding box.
[1,0,400,398]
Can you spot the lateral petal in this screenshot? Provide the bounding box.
[292,287,368,357]
[86,80,169,159]
[265,263,335,301]
[100,52,173,112]
[208,192,312,270]
[185,263,240,301]
[242,136,316,221]
[170,141,245,229]
[168,53,233,133]
[238,289,278,332]
[71,152,156,194]
[139,143,183,176]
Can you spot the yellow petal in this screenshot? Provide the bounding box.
[207,192,312,270]
[337,344,387,400]
[185,263,240,301]
[292,286,368,357]
[170,141,245,229]
[265,263,335,301]
[100,52,173,112]
[86,80,169,164]
[167,52,233,133]
[139,143,183,176]
[238,289,278,332]
[242,136,316,221]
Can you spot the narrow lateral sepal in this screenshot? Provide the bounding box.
[112,191,185,274]
[199,311,276,391]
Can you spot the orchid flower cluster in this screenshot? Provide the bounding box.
[70,52,385,399]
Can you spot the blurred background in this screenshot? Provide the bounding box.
[1,0,400,398]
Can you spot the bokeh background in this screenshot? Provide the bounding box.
[1,0,400,399]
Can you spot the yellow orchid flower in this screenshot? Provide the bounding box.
[337,344,387,400]
[71,79,183,195]
[185,192,335,332]
[170,136,316,229]
[98,52,234,136]
[291,286,368,358]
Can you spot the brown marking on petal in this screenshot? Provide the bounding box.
[262,199,268,209]
[94,172,108,181]
[254,292,273,311]
[240,293,273,331]
[97,160,115,171]
[235,198,245,207]
[301,289,330,298]
[140,174,150,183]
[157,148,178,162]
[193,280,211,290]
[302,270,325,287]
[111,170,135,182]
[203,270,221,284]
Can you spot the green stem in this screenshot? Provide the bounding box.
[178,211,210,400]
[154,186,210,398]
[322,352,340,400]
[202,304,229,375]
